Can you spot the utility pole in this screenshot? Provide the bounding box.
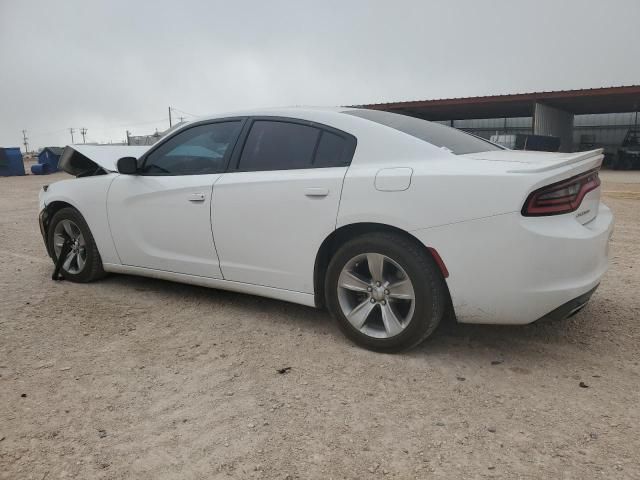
[178,116,185,124]
[69,128,75,143]
[126,130,131,146]
[21,130,29,154]
[168,106,173,128]
[80,128,87,143]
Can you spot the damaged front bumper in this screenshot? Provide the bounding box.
[38,207,52,258]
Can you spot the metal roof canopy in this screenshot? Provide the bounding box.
[359,86,640,121]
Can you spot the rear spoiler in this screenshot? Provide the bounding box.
[507,148,603,173]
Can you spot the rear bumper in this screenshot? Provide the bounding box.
[538,284,598,322]
[413,202,614,325]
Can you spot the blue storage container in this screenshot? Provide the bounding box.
[31,163,50,175]
[0,147,25,176]
[37,147,64,172]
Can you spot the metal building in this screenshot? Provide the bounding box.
[359,85,640,167]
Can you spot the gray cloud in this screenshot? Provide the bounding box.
[1,0,638,148]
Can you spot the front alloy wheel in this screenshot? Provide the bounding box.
[53,219,87,274]
[47,207,105,283]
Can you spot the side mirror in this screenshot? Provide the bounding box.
[117,157,138,174]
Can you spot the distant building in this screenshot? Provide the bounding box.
[359,85,640,166]
[127,129,163,146]
[126,123,187,146]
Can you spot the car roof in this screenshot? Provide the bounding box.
[192,106,356,122]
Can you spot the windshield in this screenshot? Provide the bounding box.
[344,109,503,155]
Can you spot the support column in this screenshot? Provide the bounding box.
[533,103,574,152]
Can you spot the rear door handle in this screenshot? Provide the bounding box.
[304,187,329,197]
[188,193,206,202]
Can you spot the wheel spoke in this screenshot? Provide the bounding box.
[77,233,85,247]
[381,303,404,336]
[338,270,370,292]
[76,251,86,271]
[54,233,66,249]
[387,278,414,300]
[347,299,377,329]
[366,253,385,282]
[62,220,75,239]
[62,251,76,272]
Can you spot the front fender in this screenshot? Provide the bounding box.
[40,175,121,265]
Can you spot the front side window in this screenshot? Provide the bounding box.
[141,121,242,175]
[344,109,502,155]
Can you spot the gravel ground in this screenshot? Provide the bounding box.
[1,170,639,479]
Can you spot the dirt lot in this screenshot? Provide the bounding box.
[1,170,639,479]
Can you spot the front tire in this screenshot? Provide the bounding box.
[325,232,447,352]
[47,207,105,282]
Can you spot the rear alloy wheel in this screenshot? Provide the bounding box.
[337,253,415,339]
[47,207,105,282]
[325,232,447,352]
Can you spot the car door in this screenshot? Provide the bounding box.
[212,117,357,293]
[107,119,244,278]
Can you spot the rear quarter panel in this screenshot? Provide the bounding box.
[337,157,534,232]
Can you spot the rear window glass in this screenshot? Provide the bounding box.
[344,109,502,155]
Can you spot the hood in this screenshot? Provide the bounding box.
[461,148,604,173]
[59,145,150,176]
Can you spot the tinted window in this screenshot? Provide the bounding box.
[344,109,502,155]
[238,121,320,171]
[314,130,348,167]
[142,121,241,175]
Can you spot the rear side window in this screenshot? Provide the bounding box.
[314,131,348,167]
[344,109,502,155]
[238,121,318,171]
[237,120,356,171]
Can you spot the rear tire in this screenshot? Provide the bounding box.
[47,207,105,282]
[325,232,447,352]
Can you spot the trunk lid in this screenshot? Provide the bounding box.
[461,148,603,173]
[59,145,150,176]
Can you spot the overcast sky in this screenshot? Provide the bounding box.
[1,0,638,149]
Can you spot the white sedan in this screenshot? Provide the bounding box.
[38,108,613,352]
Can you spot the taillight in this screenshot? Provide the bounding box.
[522,168,601,216]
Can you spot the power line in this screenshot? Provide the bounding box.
[170,106,202,118]
[89,118,169,131]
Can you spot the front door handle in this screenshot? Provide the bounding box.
[304,187,329,197]
[188,193,206,202]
